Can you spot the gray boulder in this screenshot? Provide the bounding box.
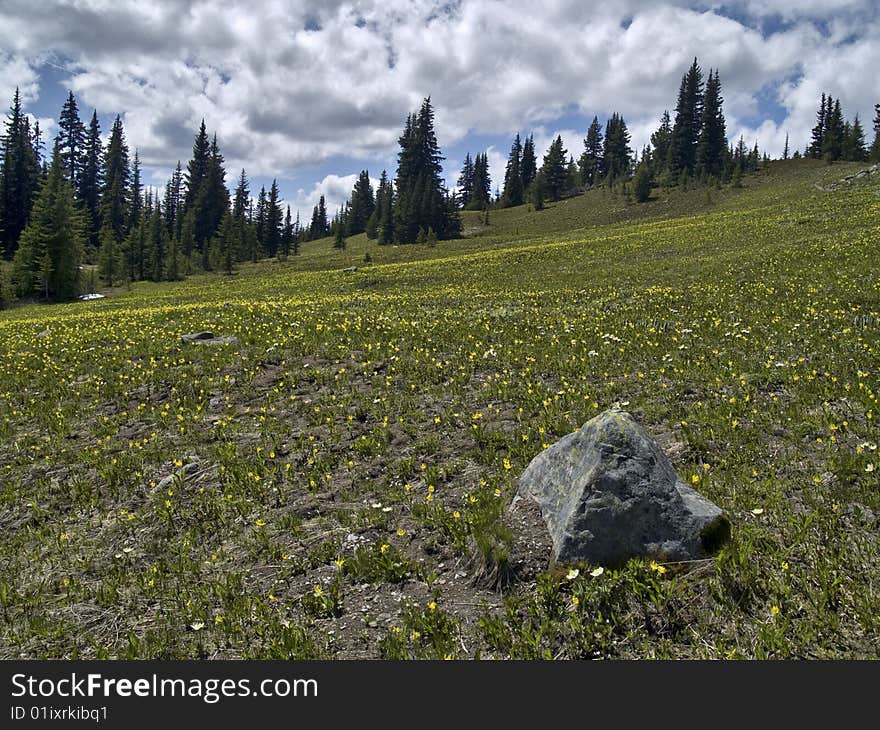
[517,408,729,567]
[181,331,214,342]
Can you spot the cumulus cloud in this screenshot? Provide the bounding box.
[0,0,876,183]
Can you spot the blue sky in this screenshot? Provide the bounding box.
[1,1,878,222]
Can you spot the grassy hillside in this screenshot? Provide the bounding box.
[1,160,878,659]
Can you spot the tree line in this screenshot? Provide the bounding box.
[2,62,879,304]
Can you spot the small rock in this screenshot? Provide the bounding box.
[193,336,238,346]
[36,329,50,339]
[181,331,214,342]
[517,408,729,567]
[343,266,358,273]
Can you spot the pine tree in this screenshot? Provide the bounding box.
[375,172,394,244]
[184,120,210,213]
[145,199,165,281]
[579,116,604,186]
[98,221,124,286]
[0,87,40,257]
[263,179,282,257]
[212,210,236,275]
[347,170,375,235]
[56,91,85,186]
[309,194,328,239]
[602,115,633,182]
[845,114,867,162]
[809,93,827,158]
[540,135,568,201]
[281,205,293,259]
[471,152,491,210]
[650,111,673,177]
[163,161,183,241]
[633,147,654,203]
[870,104,880,162]
[670,58,704,180]
[129,151,142,234]
[501,134,524,207]
[520,134,537,192]
[292,211,301,255]
[13,144,85,301]
[456,153,475,209]
[80,110,103,247]
[232,169,249,223]
[783,133,790,160]
[823,98,844,161]
[696,70,727,179]
[101,115,130,245]
[392,97,459,243]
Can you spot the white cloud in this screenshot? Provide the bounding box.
[0,1,876,176]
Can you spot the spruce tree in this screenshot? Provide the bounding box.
[783,133,790,160]
[471,152,491,210]
[281,205,293,259]
[309,194,328,239]
[579,116,604,186]
[255,186,267,251]
[602,115,633,183]
[375,172,394,244]
[822,98,844,161]
[347,170,375,235]
[392,97,459,243]
[845,114,867,162]
[456,153,475,209]
[56,91,85,186]
[809,93,827,158]
[870,104,880,162]
[129,151,142,234]
[212,210,235,275]
[696,70,727,179]
[670,58,704,180]
[520,134,537,192]
[163,161,183,240]
[0,88,40,257]
[98,221,124,286]
[13,144,85,301]
[633,147,654,203]
[501,134,524,207]
[232,169,249,222]
[265,179,283,257]
[101,115,130,245]
[540,135,568,201]
[650,111,673,176]
[80,110,103,248]
[145,199,165,281]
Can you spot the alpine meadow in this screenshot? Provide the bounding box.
[0,1,879,663]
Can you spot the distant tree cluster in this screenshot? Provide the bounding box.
[807,93,870,162]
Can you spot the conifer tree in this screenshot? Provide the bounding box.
[145,199,165,281]
[265,179,283,257]
[0,88,40,257]
[80,110,103,247]
[520,134,537,192]
[696,69,727,179]
[670,58,704,180]
[101,116,129,246]
[501,134,524,207]
[650,111,673,176]
[456,153,475,209]
[13,144,85,301]
[56,91,85,186]
[392,98,459,243]
[163,161,183,240]
[870,104,880,162]
[232,169,249,223]
[309,194,328,239]
[375,172,394,244]
[292,210,301,255]
[633,147,654,203]
[822,98,844,161]
[255,186,267,251]
[809,93,827,158]
[783,133,790,160]
[602,115,633,182]
[98,221,125,286]
[212,210,236,275]
[347,170,375,235]
[281,205,293,259]
[471,152,491,210]
[129,151,142,234]
[579,116,604,186]
[540,135,568,201]
[845,114,867,162]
